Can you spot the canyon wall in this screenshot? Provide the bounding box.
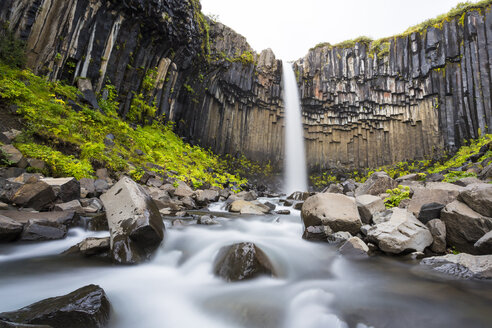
[296,5,492,170]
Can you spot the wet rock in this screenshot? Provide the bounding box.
[214,242,276,281]
[195,189,219,206]
[100,177,164,264]
[474,231,492,254]
[301,193,362,235]
[287,191,311,201]
[355,172,397,196]
[64,237,110,257]
[421,254,492,279]
[275,210,290,215]
[0,144,27,168]
[417,202,445,224]
[79,198,104,213]
[293,202,303,210]
[0,214,23,242]
[82,213,108,231]
[0,284,111,327]
[79,178,95,198]
[173,181,194,198]
[459,184,492,217]
[355,194,386,224]
[10,179,55,210]
[197,215,219,225]
[326,231,352,245]
[230,190,257,201]
[263,202,276,211]
[0,321,52,327]
[426,219,447,254]
[54,200,83,213]
[20,220,67,241]
[0,210,78,226]
[41,178,80,202]
[279,199,293,206]
[367,208,433,254]
[302,225,331,241]
[441,200,492,254]
[229,200,269,215]
[339,237,369,257]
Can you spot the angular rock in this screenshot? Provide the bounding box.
[452,177,483,187]
[326,231,352,245]
[229,200,269,215]
[64,237,110,257]
[10,180,55,210]
[293,202,303,210]
[20,220,67,241]
[479,164,492,180]
[0,210,78,226]
[474,231,492,255]
[54,200,83,213]
[0,214,23,242]
[79,198,104,213]
[301,193,362,235]
[441,200,492,254]
[275,210,290,215]
[0,284,110,327]
[197,215,219,225]
[79,178,95,198]
[407,185,460,217]
[339,237,369,257]
[195,189,219,206]
[355,194,386,224]
[459,184,492,217]
[146,177,162,188]
[0,202,8,210]
[100,177,164,264]
[173,181,194,198]
[422,254,492,279]
[180,196,196,210]
[355,172,397,196]
[426,219,447,254]
[214,242,276,281]
[0,167,25,179]
[82,213,108,231]
[41,178,80,202]
[0,144,26,168]
[367,208,433,254]
[230,190,257,201]
[94,179,109,194]
[287,191,311,201]
[323,183,343,194]
[77,78,101,111]
[396,174,420,182]
[27,159,46,171]
[341,179,357,194]
[417,202,445,224]
[302,225,332,241]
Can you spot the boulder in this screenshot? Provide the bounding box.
[195,189,219,206]
[367,208,433,254]
[180,196,196,210]
[355,194,386,224]
[95,168,109,180]
[94,179,109,194]
[0,167,25,179]
[0,285,110,327]
[341,179,357,194]
[146,177,162,188]
[474,231,492,254]
[287,191,311,201]
[10,179,55,211]
[229,190,257,201]
[0,214,23,242]
[173,181,194,198]
[64,237,110,257]
[20,220,67,241]
[355,172,397,196]
[459,184,492,217]
[417,202,445,224]
[0,211,78,226]
[452,177,483,187]
[440,200,492,254]
[323,184,343,194]
[197,215,219,225]
[302,225,331,241]
[407,185,460,217]
[395,174,420,182]
[301,193,362,235]
[293,202,303,210]
[426,219,447,254]
[421,254,492,279]
[54,200,83,213]
[0,144,26,168]
[326,231,352,245]
[79,198,103,213]
[372,209,393,224]
[339,237,369,257]
[214,242,276,281]
[229,200,269,215]
[41,178,80,202]
[79,178,95,198]
[82,213,108,231]
[100,177,164,264]
[0,202,9,210]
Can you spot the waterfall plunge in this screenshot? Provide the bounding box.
[282,61,308,194]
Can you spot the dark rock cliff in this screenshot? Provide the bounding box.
[295,5,492,171]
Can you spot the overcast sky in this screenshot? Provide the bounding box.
[201,0,469,61]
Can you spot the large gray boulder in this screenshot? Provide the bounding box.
[21,220,67,241]
[459,184,492,217]
[355,172,397,196]
[195,189,219,206]
[41,178,80,202]
[474,231,492,254]
[301,193,362,235]
[408,184,461,217]
[0,285,110,328]
[173,181,194,198]
[229,200,269,215]
[440,200,492,254]
[355,194,386,224]
[421,254,492,279]
[367,208,433,254]
[100,177,164,264]
[0,210,77,226]
[214,242,276,282]
[426,219,447,254]
[0,214,23,242]
[10,179,55,210]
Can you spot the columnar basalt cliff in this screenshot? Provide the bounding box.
[295,4,492,171]
[0,0,285,164]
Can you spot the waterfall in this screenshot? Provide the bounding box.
[282,61,308,194]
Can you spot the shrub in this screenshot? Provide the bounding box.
[384,185,411,208]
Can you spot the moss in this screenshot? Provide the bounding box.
[0,23,26,68]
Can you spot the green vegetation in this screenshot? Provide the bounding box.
[190,0,211,57]
[310,172,338,189]
[384,185,411,209]
[0,23,26,68]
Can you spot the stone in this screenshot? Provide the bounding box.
[452,177,483,187]
[79,198,104,213]
[11,173,44,184]
[398,198,411,209]
[0,285,111,327]
[459,184,492,217]
[230,190,257,201]
[441,200,492,254]
[64,237,110,257]
[323,183,343,194]
[0,144,26,168]
[326,231,352,245]
[396,174,420,182]
[10,180,56,210]
[279,199,293,206]
[263,201,276,211]
[0,210,78,226]
[197,215,219,225]
[422,254,492,279]
[79,178,95,198]
[214,242,276,282]
[355,194,386,224]
[0,178,22,203]
[302,225,331,241]
[293,202,303,210]
[95,168,109,180]
[0,202,8,210]
[360,224,371,236]
[54,200,83,213]
[146,177,163,188]
[301,193,362,235]
[100,177,164,264]
[287,191,311,201]
[474,231,492,254]
[355,172,397,196]
[417,202,445,224]
[341,179,357,194]
[0,321,51,327]
[82,213,108,231]
[426,219,447,254]
[41,178,80,202]
[275,210,290,215]
[479,164,492,180]
[407,186,460,217]
[2,129,21,142]
[77,78,101,111]
[20,220,67,241]
[94,179,109,194]
[180,196,196,210]
[367,208,433,254]
[229,200,269,215]
[195,189,219,205]
[27,159,46,171]
[339,237,369,257]
[0,167,25,179]
[174,181,194,198]
[0,214,23,242]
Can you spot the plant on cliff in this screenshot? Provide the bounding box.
[384,185,411,209]
[0,23,25,68]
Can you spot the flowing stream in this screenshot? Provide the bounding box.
[282,61,308,194]
[1,201,492,328]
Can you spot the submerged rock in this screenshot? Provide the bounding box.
[214,242,276,282]
[64,237,110,257]
[302,225,331,241]
[421,254,492,279]
[0,285,110,328]
[100,177,164,264]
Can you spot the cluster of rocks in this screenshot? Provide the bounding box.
[300,171,492,279]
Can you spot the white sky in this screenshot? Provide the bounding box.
[201,0,468,61]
